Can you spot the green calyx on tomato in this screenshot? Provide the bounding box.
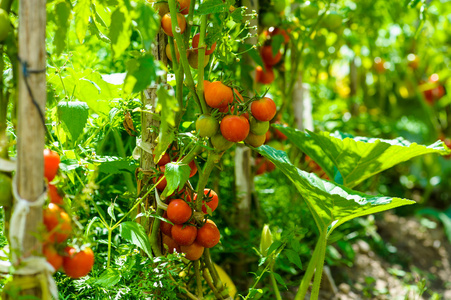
[0,173,12,206]
[196,114,219,138]
[211,133,234,152]
[0,9,10,42]
[249,117,270,135]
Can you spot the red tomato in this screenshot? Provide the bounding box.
[160,211,173,236]
[180,242,204,260]
[162,234,181,254]
[43,244,63,271]
[43,203,72,243]
[44,149,60,182]
[193,189,219,214]
[204,81,234,109]
[189,160,197,177]
[48,184,63,205]
[269,27,289,44]
[196,222,220,248]
[260,46,282,66]
[220,115,250,142]
[155,152,171,166]
[63,247,95,279]
[192,33,217,55]
[161,13,186,37]
[167,199,192,224]
[250,97,277,122]
[171,224,197,246]
[256,66,275,84]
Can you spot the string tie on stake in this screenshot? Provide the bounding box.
[0,174,59,298]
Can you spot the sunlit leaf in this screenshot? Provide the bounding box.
[74,0,91,43]
[119,221,153,258]
[57,101,89,141]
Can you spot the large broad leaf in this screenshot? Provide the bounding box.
[133,2,159,52]
[275,125,451,188]
[109,6,132,59]
[57,101,89,142]
[74,0,91,43]
[195,0,229,15]
[162,162,191,198]
[256,145,415,236]
[119,221,153,258]
[123,55,159,94]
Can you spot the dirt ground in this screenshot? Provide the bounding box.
[320,213,451,299]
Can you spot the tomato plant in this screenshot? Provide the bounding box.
[48,184,63,205]
[62,247,95,279]
[194,189,219,214]
[177,0,190,15]
[204,81,234,109]
[43,244,63,271]
[192,33,217,55]
[161,13,186,37]
[256,65,275,84]
[196,114,219,137]
[260,45,282,66]
[43,203,71,243]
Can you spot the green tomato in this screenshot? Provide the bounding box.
[299,2,319,19]
[249,117,269,135]
[0,173,12,206]
[0,9,10,42]
[261,12,280,28]
[211,133,234,152]
[272,0,286,14]
[245,132,266,148]
[322,12,342,31]
[196,114,219,137]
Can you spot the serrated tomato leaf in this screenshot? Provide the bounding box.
[162,162,190,198]
[94,157,138,174]
[256,145,415,236]
[196,0,228,15]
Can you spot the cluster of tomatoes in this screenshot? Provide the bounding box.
[159,188,220,261]
[42,149,94,279]
[197,80,278,150]
[154,0,217,69]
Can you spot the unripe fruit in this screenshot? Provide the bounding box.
[211,133,235,152]
[0,9,10,42]
[196,114,219,137]
[249,117,270,135]
[245,132,266,148]
[260,224,273,256]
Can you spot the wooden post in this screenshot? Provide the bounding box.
[6,0,47,298]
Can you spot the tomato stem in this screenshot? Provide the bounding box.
[195,151,221,212]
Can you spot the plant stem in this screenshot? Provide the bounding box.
[113,129,136,194]
[294,232,327,300]
[149,207,163,257]
[195,152,222,211]
[194,260,203,299]
[269,267,282,300]
[195,15,208,109]
[107,228,113,268]
[310,235,327,299]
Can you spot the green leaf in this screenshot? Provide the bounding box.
[285,249,303,270]
[196,0,229,15]
[276,126,451,188]
[94,157,138,174]
[93,269,121,288]
[54,1,72,55]
[74,0,91,43]
[231,7,244,22]
[134,2,159,52]
[119,221,153,258]
[256,145,415,236]
[124,55,158,94]
[57,101,89,141]
[162,162,191,198]
[109,7,132,59]
[272,272,288,290]
[271,35,284,55]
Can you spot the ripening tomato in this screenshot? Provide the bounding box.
[245,132,266,148]
[155,152,171,166]
[177,0,190,14]
[196,222,220,248]
[196,114,219,138]
[171,224,197,246]
[188,51,210,69]
[188,160,197,177]
[256,66,275,84]
[180,241,204,260]
[167,199,192,224]
[260,46,282,66]
[211,133,235,152]
[0,9,10,42]
[153,166,167,191]
[250,97,277,122]
[48,184,63,205]
[204,81,234,109]
[192,33,217,55]
[163,234,181,254]
[161,13,186,37]
[44,149,60,182]
[165,43,181,63]
[218,89,244,113]
[249,117,269,135]
[43,244,63,271]
[220,115,250,142]
[255,157,267,175]
[43,203,72,243]
[193,188,219,214]
[63,247,95,279]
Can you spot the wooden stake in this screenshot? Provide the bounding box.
[6,0,47,298]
